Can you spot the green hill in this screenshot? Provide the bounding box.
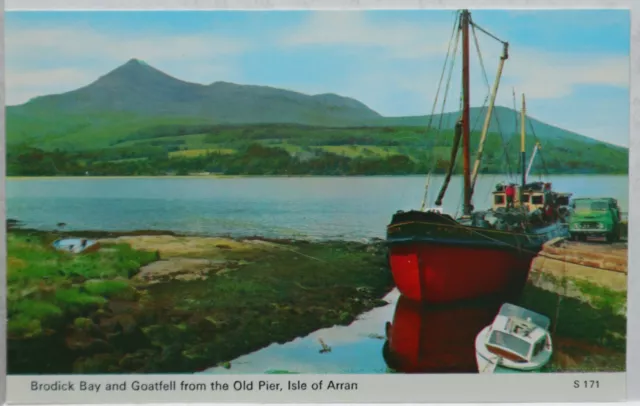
[6,59,628,176]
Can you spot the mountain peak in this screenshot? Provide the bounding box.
[119,58,154,71]
[122,58,155,69]
[89,58,194,90]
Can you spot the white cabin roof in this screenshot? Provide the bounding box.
[484,304,550,360]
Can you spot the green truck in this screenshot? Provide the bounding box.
[568,197,622,242]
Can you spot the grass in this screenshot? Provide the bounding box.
[169,148,236,158]
[106,157,149,163]
[164,143,408,161]
[518,277,626,372]
[573,279,627,314]
[6,233,157,339]
[317,145,402,158]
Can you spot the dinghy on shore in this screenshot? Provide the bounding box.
[475,303,552,373]
[52,238,101,254]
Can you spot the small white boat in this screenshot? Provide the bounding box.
[475,303,552,373]
[52,238,101,254]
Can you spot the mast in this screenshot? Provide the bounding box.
[520,93,527,188]
[470,41,509,195]
[461,9,472,215]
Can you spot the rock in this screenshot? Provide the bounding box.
[73,353,121,373]
[99,314,138,336]
[73,317,93,332]
[97,235,271,258]
[119,349,156,371]
[108,300,139,315]
[142,324,185,348]
[66,330,112,353]
[99,317,120,334]
[134,258,225,284]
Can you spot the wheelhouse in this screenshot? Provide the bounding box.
[492,182,572,212]
[484,303,551,363]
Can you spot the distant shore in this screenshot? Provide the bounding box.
[6,172,629,181]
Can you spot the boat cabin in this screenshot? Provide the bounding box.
[484,303,551,364]
[492,182,571,212]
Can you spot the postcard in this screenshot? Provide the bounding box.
[3,0,632,403]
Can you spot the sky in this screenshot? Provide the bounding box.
[5,9,630,147]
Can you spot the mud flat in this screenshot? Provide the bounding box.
[7,230,394,374]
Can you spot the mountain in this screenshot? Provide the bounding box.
[8,59,380,136]
[6,59,624,156]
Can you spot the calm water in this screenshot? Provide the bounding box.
[6,175,629,240]
[199,289,503,374]
[201,290,402,375]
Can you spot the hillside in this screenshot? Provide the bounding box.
[7,59,381,149]
[6,59,628,176]
[375,106,603,147]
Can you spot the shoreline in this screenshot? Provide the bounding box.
[6,227,394,374]
[6,225,382,245]
[6,173,629,181]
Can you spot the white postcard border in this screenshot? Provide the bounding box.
[1,0,638,404]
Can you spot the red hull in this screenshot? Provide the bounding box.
[383,295,499,373]
[389,243,534,303]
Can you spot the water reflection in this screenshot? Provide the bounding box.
[383,295,501,373]
[199,289,504,374]
[200,290,400,374]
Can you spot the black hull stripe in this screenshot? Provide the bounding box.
[385,236,542,252]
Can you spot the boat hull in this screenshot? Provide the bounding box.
[386,210,569,303]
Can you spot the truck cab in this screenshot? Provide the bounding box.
[568,197,621,242]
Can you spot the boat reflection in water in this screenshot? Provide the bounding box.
[382,295,501,373]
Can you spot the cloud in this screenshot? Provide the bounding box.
[274,10,628,119]
[492,48,629,101]
[334,42,628,116]
[6,25,248,63]
[5,68,97,104]
[280,11,455,59]
[5,22,249,104]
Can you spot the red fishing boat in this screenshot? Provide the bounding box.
[382,295,500,373]
[386,10,571,303]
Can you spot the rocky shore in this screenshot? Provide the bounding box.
[7,229,394,374]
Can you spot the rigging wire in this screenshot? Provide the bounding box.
[471,20,508,46]
[420,10,460,210]
[527,118,551,177]
[426,10,461,132]
[425,18,462,205]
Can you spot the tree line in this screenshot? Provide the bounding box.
[6,143,628,177]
